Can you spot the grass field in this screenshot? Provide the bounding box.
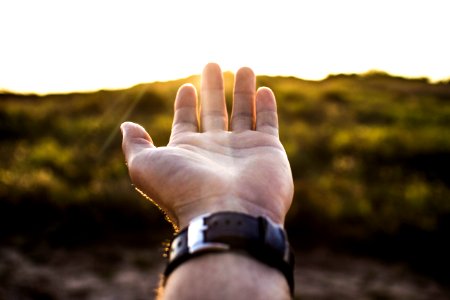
[1,72,450,296]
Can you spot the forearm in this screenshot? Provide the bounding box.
[160,252,291,300]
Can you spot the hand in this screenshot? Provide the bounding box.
[121,63,294,230]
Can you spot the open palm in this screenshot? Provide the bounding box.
[121,64,293,229]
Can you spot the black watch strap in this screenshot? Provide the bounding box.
[164,211,295,295]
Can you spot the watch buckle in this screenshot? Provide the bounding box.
[188,213,230,253]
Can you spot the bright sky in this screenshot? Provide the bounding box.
[1,0,449,94]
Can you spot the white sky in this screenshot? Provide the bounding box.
[1,0,449,94]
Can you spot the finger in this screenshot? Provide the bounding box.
[231,67,256,131]
[170,84,199,140]
[121,122,155,165]
[255,87,279,137]
[200,63,228,131]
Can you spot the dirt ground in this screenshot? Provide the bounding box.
[0,246,448,300]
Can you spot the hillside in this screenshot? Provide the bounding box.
[1,73,450,281]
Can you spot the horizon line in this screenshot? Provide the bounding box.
[1,70,449,97]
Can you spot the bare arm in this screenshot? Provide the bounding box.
[161,253,290,300]
[121,63,294,299]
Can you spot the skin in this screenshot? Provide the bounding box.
[121,63,294,229]
[121,63,294,299]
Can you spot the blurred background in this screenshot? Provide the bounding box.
[1,1,449,299]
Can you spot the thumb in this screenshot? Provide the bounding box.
[120,122,155,165]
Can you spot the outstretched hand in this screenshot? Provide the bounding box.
[121,63,293,230]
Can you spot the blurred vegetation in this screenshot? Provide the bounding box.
[1,72,450,279]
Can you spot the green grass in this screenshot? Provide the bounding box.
[1,73,449,253]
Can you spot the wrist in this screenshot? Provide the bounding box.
[174,196,286,230]
[164,211,295,296]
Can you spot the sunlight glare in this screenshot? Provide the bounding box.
[0,0,449,94]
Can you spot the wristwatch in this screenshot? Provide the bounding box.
[164,211,295,295]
